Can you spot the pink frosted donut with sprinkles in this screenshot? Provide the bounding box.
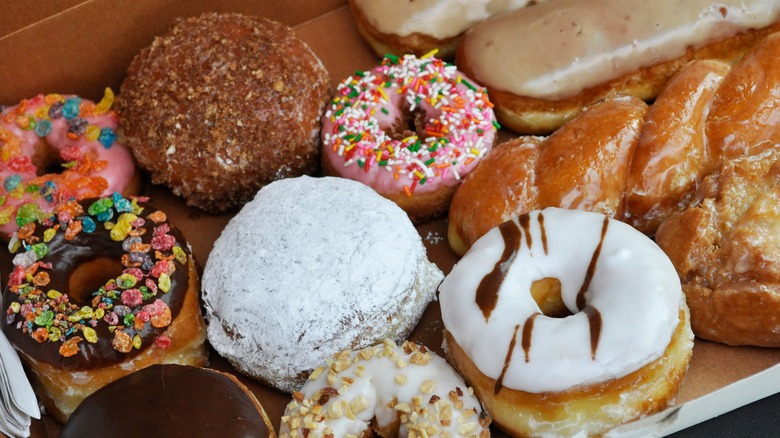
[0,89,140,239]
[321,52,498,223]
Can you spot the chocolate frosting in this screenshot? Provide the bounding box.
[59,364,272,438]
[0,199,191,370]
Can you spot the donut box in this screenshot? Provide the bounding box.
[1,0,779,437]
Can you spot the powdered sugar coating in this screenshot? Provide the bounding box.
[202,176,443,393]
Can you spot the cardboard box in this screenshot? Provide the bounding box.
[1,1,779,437]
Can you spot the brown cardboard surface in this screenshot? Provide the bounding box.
[0,1,778,437]
[0,0,346,103]
[0,0,86,38]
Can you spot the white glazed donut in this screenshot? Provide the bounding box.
[439,207,693,437]
[279,339,491,438]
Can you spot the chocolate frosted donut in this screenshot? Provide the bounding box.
[60,365,274,438]
[118,12,330,212]
[1,195,207,421]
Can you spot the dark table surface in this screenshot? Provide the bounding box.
[669,391,780,437]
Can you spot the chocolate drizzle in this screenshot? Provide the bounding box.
[521,312,540,363]
[582,305,603,359]
[476,219,522,321]
[574,216,608,359]
[483,212,610,394]
[538,211,548,255]
[495,323,521,395]
[518,213,532,252]
[576,216,609,311]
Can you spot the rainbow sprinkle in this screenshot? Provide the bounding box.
[323,54,496,196]
[3,194,186,357]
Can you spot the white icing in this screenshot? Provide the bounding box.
[439,207,682,393]
[462,0,780,99]
[201,176,443,393]
[279,339,488,437]
[352,0,538,39]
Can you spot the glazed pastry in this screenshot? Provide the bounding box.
[279,339,490,438]
[348,0,540,60]
[457,0,780,134]
[321,53,497,223]
[440,208,693,437]
[449,33,780,255]
[0,90,140,238]
[202,176,442,393]
[656,149,780,347]
[624,59,731,233]
[118,12,330,212]
[655,34,780,346]
[60,365,275,438]
[448,95,647,256]
[0,194,207,422]
[705,31,780,160]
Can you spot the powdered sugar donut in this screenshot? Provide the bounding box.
[0,90,139,239]
[202,176,443,393]
[279,339,490,438]
[439,207,693,437]
[321,53,497,223]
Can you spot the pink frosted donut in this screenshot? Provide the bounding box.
[0,90,139,239]
[321,53,497,223]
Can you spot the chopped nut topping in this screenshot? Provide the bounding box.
[350,396,369,414]
[317,387,339,405]
[420,380,436,394]
[309,367,324,380]
[410,351,431,365]
[395,401,412,414]
[458,421,479,435]
[327,400,344,419]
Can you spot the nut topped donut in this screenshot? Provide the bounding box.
[0,90,140,238]
[1,194,207,421]
[280,339,490,438]
[440,208,693,437]
[322,53,497,222]
[118,12,330,213]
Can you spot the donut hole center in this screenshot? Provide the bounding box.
[68,257,125,303]
[32,140,66,176]
[530,277,572,318]
[386,105,429,140]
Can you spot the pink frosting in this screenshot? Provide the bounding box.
[0,91,136,237]
[322,54,497,196]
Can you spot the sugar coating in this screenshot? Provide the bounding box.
[202,176,443,393]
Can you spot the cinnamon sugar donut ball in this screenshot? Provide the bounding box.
[118,12,330,212]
